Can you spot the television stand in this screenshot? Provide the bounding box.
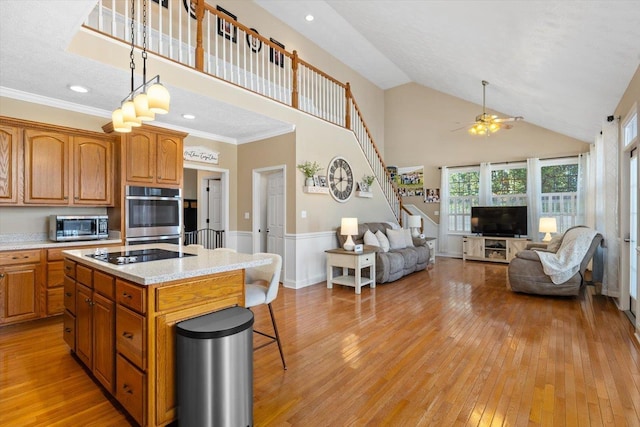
[462,235,529,263]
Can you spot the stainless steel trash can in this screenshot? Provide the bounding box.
[176,306,254,427]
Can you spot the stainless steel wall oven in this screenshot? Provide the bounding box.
[125,186,182,245]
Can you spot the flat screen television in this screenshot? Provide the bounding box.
[471,206,528,237]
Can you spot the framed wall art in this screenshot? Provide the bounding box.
[217,5,237,43]
[246,28,262,53]
[270,38,285,68]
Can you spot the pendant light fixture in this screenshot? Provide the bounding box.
[112,0,171,133]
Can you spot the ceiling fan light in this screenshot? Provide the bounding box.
[112,109,132,133]
[147,83,170,114]
[134,93,155,121]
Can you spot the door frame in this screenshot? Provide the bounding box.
[184,161,230,241]
[252,165,286,257]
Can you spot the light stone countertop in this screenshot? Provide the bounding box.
[0,237,123,251]
[62,243,272,286]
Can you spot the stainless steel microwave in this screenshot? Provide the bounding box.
[49,215,109,241]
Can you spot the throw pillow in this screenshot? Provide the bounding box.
[375,230,390,252]
[403,228,414,247]
[387,228,407,250]
[546,235,563,252]
[363,229,379,247]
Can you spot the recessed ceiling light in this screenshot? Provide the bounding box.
[69,85,89,93]
[182,114,196,120]
[305,14,314,22]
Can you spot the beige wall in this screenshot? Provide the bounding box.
[384,83,592,223]
[237,132,296,233]
[615,65,640,117]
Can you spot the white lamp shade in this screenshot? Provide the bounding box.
[341,217,358,251]
[147,83,170,114]
[133,93,155,121]
[539,217,557,242]
[121,100,141,127]
[111,109,131,133]
[408,215,421,228]
[539,217,557,233]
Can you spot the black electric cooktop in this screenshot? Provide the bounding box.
[86,248,196,265]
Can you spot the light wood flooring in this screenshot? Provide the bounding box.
[1,257,639,426]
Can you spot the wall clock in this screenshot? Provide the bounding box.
[328,156,354,202]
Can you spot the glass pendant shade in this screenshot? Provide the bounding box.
[147,83,170,114]
[122,100,142,127]
[134,93,155,121]
[112,109,132,133]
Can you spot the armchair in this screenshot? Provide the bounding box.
[508,226,604,296]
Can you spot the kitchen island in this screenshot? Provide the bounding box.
[62,244,271,427]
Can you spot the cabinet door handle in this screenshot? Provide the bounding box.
[65,266,72,271]
[0,273,4,279]
[64,327,72,333]
[65,292,72,297]
[122,292,132,299]
[122,331,134,339]
[122,384,133,394]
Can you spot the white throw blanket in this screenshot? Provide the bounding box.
[535,227,598,284]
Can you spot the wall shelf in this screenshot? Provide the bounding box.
[303,186,329,194]
[356,191,372,198]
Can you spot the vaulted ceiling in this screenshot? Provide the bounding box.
[1,1,639,143]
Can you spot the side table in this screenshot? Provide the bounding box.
[325,247,376,294]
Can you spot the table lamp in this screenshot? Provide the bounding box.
[539,217,557,242]
[341,217,358,251]
[408,215,422,237]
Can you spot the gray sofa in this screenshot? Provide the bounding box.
[508,225,603,296]
[336,222,431,283]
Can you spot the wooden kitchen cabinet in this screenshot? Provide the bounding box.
[0,124,21,204]
[73,136,113,205]
[67,262,116,393]
[23,128,70,204]
[0,249,41,325]
[121,126,185,188]
[0,117,116,206]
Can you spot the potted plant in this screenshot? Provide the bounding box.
[297,161,323,187]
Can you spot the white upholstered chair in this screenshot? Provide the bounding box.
[245,253,286,369]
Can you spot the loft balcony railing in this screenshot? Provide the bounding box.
[85,0,401,221]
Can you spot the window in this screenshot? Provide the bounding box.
[448,169,479,232]
[540,161,579,232]
[491,166,527,206]
[623,104,637,148]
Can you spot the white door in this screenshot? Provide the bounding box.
[207,179,223,231]
[629,148,637,316]
[266,171,285,263]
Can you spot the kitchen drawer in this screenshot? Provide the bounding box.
[63,259,76,279]
[116,354,145,427]
[156,272,243,312]
[63,311,75,352]
[116,280,145,314]
[46,287,64,315]
[0,249,41,266]
[76,264,92,288]
[63,275,76,314]
[358,253,375,267]
[94,270,115,299]
[47,248,66,261]
[47,261,64,288]
[116,305,146,369]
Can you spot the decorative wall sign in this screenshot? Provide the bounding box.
[183,146,220,164]
[246,28,262,53]
[217,5,237,43]
[269,38,285,68]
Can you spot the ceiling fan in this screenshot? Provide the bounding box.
[455,80,523,135]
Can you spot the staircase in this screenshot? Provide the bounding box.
[86,0,401,220]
